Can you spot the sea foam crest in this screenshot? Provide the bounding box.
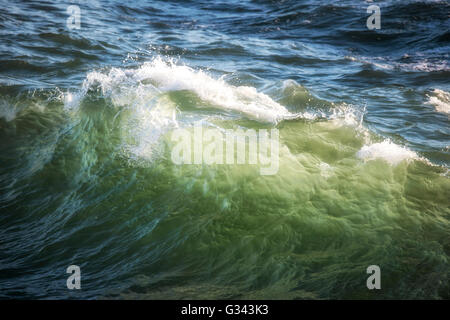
[64,57,368,163]
[426,89,450,115]
[357,140,419,165]
[130,58,292,123]
[67,57,364,126]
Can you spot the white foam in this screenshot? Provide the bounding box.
[346,56,450,73]
[132,58,292,123]
[426,89,450,115]
[319,162,333,178]
[357,140,418,165]
[75,58,292,123]
[72,57,364,126]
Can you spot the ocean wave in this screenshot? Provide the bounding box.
[346,55,450,73]
[426,89,450,115]
[79,58,293,123]
[69,57,366,127]
[61,57,371,166]
[357,140,419,165]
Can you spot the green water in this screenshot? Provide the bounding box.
[1,72,448,299]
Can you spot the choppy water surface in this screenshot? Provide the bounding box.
[0,0,449,299]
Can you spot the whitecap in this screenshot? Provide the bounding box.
[426,89,450,115]
[357,140,418,165]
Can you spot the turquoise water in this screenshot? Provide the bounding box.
[0,0,449,299]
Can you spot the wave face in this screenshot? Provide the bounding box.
[0,0,449,299]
